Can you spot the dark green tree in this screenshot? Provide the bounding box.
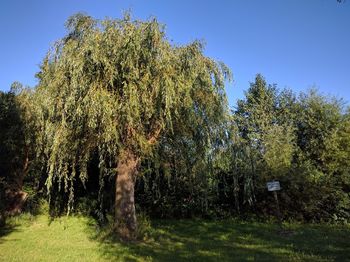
[234,74,279,204]
[0,83,37,220]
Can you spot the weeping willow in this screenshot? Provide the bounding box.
[35,13,231,237]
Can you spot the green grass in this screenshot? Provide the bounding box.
[1,214,350,261]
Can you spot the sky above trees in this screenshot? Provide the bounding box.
[0,0,349,106]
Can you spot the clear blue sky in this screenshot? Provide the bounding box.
[0,0,349,106]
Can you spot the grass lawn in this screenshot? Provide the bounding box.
[0,214,349,261]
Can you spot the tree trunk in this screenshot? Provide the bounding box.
[115,150,139,239]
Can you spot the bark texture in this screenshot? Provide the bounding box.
[115,150,139,238]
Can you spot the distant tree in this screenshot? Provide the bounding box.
[234,74,278,201]
[0,89,24,190]
[35,13,231,237]
[228,77,350,221]
[295,90,343,175]
[0,83,37,218]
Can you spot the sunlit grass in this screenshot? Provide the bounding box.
[0,214,349,261]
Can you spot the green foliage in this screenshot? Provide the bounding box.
[135,74,350,222]
[34,13,230,216]
[0,89,24,188]
[0,87,35,224]
[217,75,350,221]
[262,124,294,175]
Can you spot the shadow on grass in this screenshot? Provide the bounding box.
[0,223,20,244]
[86,218,350,261]
[0,194,46,245]
[0,212,39,246]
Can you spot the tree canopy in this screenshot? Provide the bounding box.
[34,13,231,236]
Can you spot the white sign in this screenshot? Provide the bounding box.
[267,181,281,191]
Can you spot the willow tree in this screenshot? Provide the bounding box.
[35,13,230,236]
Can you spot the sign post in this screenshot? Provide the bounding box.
[267,181,282,223]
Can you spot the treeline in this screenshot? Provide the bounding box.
[1,75,349,223]
[0,14,349,229]
[135,74,350,222]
